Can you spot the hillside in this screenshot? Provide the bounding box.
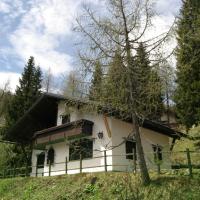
[0,173,200,200]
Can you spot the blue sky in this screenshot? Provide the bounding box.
[0,0,182,92]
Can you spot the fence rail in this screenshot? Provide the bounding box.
[0,149,200,179]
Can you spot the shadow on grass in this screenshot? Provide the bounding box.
[150,176,179,186]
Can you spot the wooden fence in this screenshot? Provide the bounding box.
[0,149,199,179]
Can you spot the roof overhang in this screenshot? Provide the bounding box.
[64,99,184,139]
[6,93,65,143]
[6,92,185,143]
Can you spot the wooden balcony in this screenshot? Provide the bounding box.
[33,119,94,149]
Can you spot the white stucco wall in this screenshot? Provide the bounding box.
[110,117,170,172]
[57,102,65,126]
[32,100,171,176]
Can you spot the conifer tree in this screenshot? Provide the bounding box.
[89,61,103,101]
[4,56,42,141]
[133,43,163,120]
[174,0,200,130]
[102,51,128,109]
[6,56,42,127]
[2,56,42,168]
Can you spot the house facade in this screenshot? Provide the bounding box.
[29,94,182,177]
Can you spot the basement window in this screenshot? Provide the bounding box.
[69,138,93,161]
[152,145,163,161]
[47,147,55,164]
[125,140,137,160]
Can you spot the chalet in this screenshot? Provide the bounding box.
[8,93,184,176]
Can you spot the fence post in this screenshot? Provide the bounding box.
[133,149,137,173]
[49,160,51,176]
[104,150,107,172]
[25,165,29,177]
[65,157,68,174]
[36,164,38,177]
[13,165,16,177]
[186,148,193,178]
[157,163,161,175]
[80,153,82,173]
[3,169,5,179]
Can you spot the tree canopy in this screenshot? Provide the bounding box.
[6,56,42,128]
[175,0,200,130]
[75,0,173,185]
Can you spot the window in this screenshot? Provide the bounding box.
[37,152,45,168]
[47,148,55,164]
[152,145,162,161]
[125,140,137,160]
[61,114,70,124]
[69,138,93,161]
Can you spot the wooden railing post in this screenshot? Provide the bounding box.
[133,148,137,173]
[80,153,82,173]
[186,148,193,178]
[13,166,16,178]
[49,160,51,177]
[36,164,38,177]
[65,157,68,174]
[157,164,161,175]
[104,150,107,172]
[26,165,29,177]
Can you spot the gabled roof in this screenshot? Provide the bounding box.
[6,93,65,143]
[6,93,186,143]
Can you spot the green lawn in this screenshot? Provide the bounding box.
[0,172,200,200]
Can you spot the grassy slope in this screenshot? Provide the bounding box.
[0,173,200,200]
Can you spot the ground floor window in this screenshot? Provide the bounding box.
[37,152,45,168]
[47,147,55,164]
[69,138,93,161]
[152,145,162,161]
[125,140,137,160]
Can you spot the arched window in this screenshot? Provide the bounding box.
[47,148,55,164]
[37,152,45,168]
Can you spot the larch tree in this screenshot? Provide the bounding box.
[174,0,200,131]
[62,70,86,98]
[75,0,173,185]
[0,81,12,126]
[42,68,54,93]
[159,60,176,125]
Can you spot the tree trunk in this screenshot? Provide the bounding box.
[132,114,150,185]
[119,0,151,184]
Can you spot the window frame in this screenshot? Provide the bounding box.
[69,138,93,161]
[152,144,163,162]
[37,152,45,168]
[125,140,137,160]
[47,147,55,165]
[61,114,70,124]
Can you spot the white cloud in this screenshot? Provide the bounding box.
[155,0,181,16]
[1,0,181,90]
[9,0,84,75]
[0,72,21,92]
[0,2,11,13]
